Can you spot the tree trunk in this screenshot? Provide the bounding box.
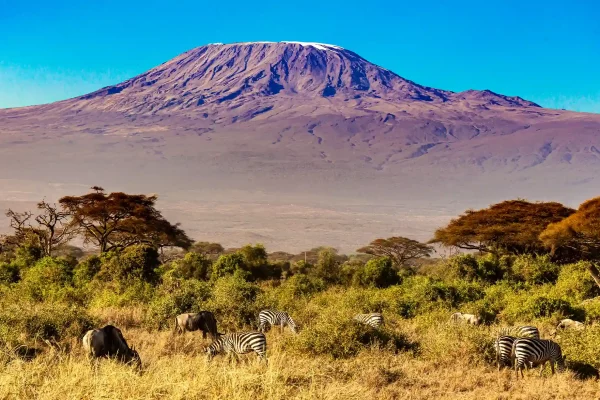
[587,262,600,289]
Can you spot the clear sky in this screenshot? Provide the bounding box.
[1,0,599,112]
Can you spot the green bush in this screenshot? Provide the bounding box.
[168,252,212,280]
[444,254,507,283]
[72,255,102,286]
[0,303,96,344]
[211,253,247,280]
[553,262,600,302]
[0,262,20,284]
[502,290,580,322]
[511,254,560,285]
[353,257,399,288]
[286,308,416,359]
[19,257,74,302]
[204,275,262,329]
[97,245,160,284]
[144,278,212,330]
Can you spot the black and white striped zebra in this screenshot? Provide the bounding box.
[494,335,517,370]
[258,310,298,334]
[204,332,267,362]
[353,313,384,328]
[498,325,540,339]
[512,338,565,378]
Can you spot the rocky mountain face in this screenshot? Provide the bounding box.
[0,42,599,252]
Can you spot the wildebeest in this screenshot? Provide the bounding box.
[174,311,219,339]
[450,312,481,325]
[82,325,141,367]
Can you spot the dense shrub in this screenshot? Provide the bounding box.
[511,254,560,285]
[0,262,20,284]
[144,278,212,330]
[211,253,247,280]
[97,245,160,284]
[168,252,212,280]
[204,275,262,329]
[353,257,399,288]
[72,255,102,286]
[19,257,75,302]
[553,262,600,302]
[444,253,507,283]
[0,303,96,344]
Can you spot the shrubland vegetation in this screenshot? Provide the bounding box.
[2,191,600,398]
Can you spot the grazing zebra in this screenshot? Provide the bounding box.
[512,338,566,378]
[353,313,384,328]
[258,310,298,334]
[497,325,540,339]
[204,332,267,362]
[494,335,517,370]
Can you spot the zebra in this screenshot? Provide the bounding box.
[497,325,540,339]
[204,332,267,362]
[512,338,566,378]
[353,313,384,328]
[494,335,516,370]
[257,310,298,334]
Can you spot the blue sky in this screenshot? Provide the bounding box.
[1,0,599,112]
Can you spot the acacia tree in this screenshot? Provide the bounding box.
[430,200,575,255]
[540,196,600,287]
[59,187,192,253]
[3,201,75,257]
[357,237,433,268]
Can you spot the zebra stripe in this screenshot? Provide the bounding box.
[494,335,516,370]
[498,325,540,339]
[512,338,565,378]
[258,310,298,333]
[353,313,384,328]
[205,332,267,361]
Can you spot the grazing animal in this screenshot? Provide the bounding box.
[257,310,298,334]
[82,325,141,367]
[494,335,517,370]
[174,311,219,340]
[353,313,384,328]
[512,338,565,378]
[204,332,267,362]
[449,312,481,325]
[497,325,540,339]
[567,360,600,381]
[556,318,584,331]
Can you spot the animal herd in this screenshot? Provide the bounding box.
[451,313,589,379]
[83,308,383,367]
[82,308,584,379]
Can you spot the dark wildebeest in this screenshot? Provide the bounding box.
[174,311,219,340]
[82,325,141,368]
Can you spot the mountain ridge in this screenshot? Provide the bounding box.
[0,41,598,252]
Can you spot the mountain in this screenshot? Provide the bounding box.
[1,42,599,252]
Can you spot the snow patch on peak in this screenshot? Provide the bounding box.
[212,41,344,51]
[281,41,343,51]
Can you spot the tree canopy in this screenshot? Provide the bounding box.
[430,200,575,255]
[357,237,433,268]
[540,197,600,260]
[59,187,192,253]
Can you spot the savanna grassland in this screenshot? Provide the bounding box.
[2,191,600,399]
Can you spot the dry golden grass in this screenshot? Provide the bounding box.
[2,326,600,400]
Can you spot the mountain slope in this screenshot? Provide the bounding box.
[0,42,599,252]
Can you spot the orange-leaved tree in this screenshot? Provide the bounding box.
[540,196,600,287]
[430,200,575,255]
[59,186,192,253]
